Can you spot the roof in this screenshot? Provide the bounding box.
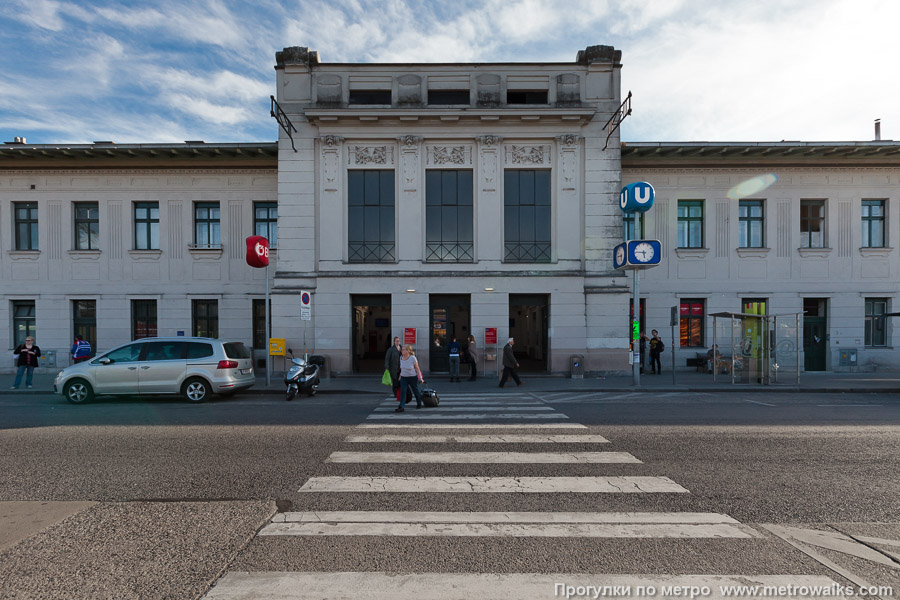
[621,141,900,167]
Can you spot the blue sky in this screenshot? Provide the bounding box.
[1,0,898,145]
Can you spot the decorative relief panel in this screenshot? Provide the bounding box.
[505,144,551,166]
[776,201,791,258]
[556,135,580,192]
[49,203,63,260]
[320,136,343,192]
[478,136,503,192]
[398,136,421,193]
[348,145,394,167]
[837,200,852,258]
[108,203,122,260]
[169,203,183,259]
[716,201,729,258]
[426,145,472,167]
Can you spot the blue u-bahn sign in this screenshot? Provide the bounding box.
[619,182,655,213]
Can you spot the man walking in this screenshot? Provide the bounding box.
[447,335,461,382]
[648,329,664,374]
[384,336,402,401]
[499,337,522,388]
[71,334,92,364]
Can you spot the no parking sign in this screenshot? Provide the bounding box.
[300,290,311,321]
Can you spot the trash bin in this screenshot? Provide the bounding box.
[308,354,329,378]
[570,354,584,379]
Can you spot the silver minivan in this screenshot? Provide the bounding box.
[54,337,255,403]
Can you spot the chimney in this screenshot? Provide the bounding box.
[875,119,882,141]
[14,136,26,144]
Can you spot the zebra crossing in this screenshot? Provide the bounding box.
[204,391,843,599]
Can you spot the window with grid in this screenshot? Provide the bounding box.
[677,200,704,248]
[623,212,645,240]
[425,170,473,262]
[72,300,96,353]
[862,199,886,248]
[865,298,888,347]
[194,202,221,248]
[14,202,38,250]
[12,300,36,347]
[131,300,157,340]
[504,170,551,263]
[192,299,218,338]
[348,170,395,262]
[800,200,826,248]
[679,299,704,347]
[252,299,270,349]
[739,199,765,248]
[134,202,159,250]
[74,203,100,250]
[254,202,278,247]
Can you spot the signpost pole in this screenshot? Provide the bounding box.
[265,264,270,387]
[633,268,640,387]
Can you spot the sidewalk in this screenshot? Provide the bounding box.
[3,369,900,396]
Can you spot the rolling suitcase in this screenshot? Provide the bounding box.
[420,383,440,407]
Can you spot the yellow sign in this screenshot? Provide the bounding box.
[269,338,286,356]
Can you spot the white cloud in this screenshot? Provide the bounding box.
[94,0,245,48]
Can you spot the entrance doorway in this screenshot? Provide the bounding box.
[803,298,827,371]
[429,295,471,372]
[509,294,549,373]
[351,294,391,374]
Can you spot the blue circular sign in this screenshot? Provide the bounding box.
[301,292,310,305]
[620,182,655,213]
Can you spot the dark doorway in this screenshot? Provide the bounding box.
[803,298,827,371]
[351,294,391,374]
[429,295,471,372]
[509,294,549,373]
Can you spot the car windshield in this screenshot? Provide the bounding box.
[223,342,251,359]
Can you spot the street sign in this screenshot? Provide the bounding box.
[300,291,311,308]
[485,327,497,345]
[619,182,655,213]
[245,236,269,268]
[404,328,416,345]
[613,240,662,269]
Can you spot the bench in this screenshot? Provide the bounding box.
[686,354,706,371]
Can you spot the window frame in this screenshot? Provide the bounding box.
[73,202,100,251]
[861,199,886,249]
[738,199,766,248]
[865,297,888,347]
[12,300,36,347]
[252,298,271,349]
[72,300,96,352]
[679,299,705,348]
[193,202,221,248]
[347,170,395,263]
[14,202,39,251]
[425,169,474,263]
[131,299,158,340]
[504,169,552,263]
[253,201,278,248]
[677,200,704,249]
[192,299,219,339]
[134,202,160,251]
[623,212,645,241]
[800,199,826,249]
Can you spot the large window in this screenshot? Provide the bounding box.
[74,203,100,250]
[865,298,888,347]
[624,212,645,240]
[12,300,36,347]
[679,299,705,347]
[862,199,886,248]
[194,202,221,248]
[425,170,473,262]
[72,300,96,352]
[131,300,157,340]
[192,299,218,339]
[739,199,765,248]
[800,199,826,249]
[504,170,551,262]
[134,202,159,250]
[677,200,704,248]
[252,299,270,349]
[254,202,278,247]
[348,170,395,262]
[14,202,38,250]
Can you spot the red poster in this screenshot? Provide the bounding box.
[404,328,416,345]
[485,327,497,345]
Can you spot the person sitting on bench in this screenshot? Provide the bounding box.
[706,345,730,374]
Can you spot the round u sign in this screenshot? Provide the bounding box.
[619,182,655,213]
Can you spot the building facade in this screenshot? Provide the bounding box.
[2,46,899,375]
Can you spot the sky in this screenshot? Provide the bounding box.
[1,0,898,145]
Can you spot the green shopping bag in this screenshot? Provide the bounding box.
[381,369,392,386]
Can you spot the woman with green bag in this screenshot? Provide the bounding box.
[383,336,402,401]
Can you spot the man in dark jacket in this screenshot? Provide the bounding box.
[649,329,664,374]
[384,336,402,400]
[499,337,522,388]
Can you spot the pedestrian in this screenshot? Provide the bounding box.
[396,344,424,412]
[467,334,478,381]
[11,336,41,389]
[649,329,664,374]
[499,337,522,388]
[447,335,461,382]
[639,331,648,374]
[384,336,402,401]
[71,334,92,364]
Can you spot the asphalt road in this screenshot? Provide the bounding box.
[0,389,898,599]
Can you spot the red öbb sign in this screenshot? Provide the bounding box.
[245,236,269,268]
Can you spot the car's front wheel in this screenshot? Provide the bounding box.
[64,379,94,404]
[182,378,210,403]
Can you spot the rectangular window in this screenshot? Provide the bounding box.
[623,212,645,240]
[254,202,278,247]
[507,90,548,104]
[739,199,765,248]
[679,299,705,347]
[504,170,551,262]
[134,202,160,250]
[425,170,474,262]
[74,202,100,250]
[72,300,96,351]
[677,200,704,248]
[348,170,395,262]
[131,300,157,340]
[349,90,391,105]
[14,202,38,250]
[861,199,886,248]
[252,299,271,349]
[192,299,218,339]
[12,300,36,347]
[428,90,470,105]
[865,298,888,347]
[194,202,221,247]
[800,199,826,248]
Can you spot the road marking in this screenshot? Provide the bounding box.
[356,423,588,429]
[326,451,641,464]
[298,476,689,493]
[373,406,554,412]
[366,413,569,420]
[345,434,610,443]
[817,404,882,407]
[271,511,742,524]
[742,399,776,406]
[378,400,545,406]
[203,573,842,600]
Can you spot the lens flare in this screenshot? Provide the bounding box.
[727,174,778,200]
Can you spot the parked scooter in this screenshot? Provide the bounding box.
[285,349,320,401]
